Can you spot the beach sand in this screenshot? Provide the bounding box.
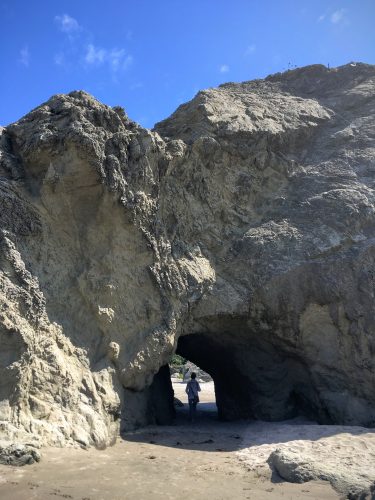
[0,381,373,499]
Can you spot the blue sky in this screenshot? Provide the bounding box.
[1,0,374,128]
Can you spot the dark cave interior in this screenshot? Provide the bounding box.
[122,322,332,431]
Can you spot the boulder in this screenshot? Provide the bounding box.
[0,443,41,466]
[269,448,375,499]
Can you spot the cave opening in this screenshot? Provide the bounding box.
[172,326,328,424]
[175,332,256,421]
[127,339,220,429]
[122,320,328,431]
[169,352,217,422]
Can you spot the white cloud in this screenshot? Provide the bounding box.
[85,44,133,72]
[19,45,30,67]
[109,48,132,71]
[55,14,81,33]
[53,15,132,77]
[331,9,346,24]
[85,44,106,64]
[245,44,256,56]
[318,14,326,22]
[219,64,229,73]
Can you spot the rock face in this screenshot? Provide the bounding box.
[269,447,375,499]
[0,63,375,448]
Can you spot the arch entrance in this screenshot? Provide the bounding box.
[170,355,216,421]
[174,324,322,423]
[122,320,324,431]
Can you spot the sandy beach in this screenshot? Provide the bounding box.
[2,381,368,499]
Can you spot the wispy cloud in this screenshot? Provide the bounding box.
[245,44,256,56]
[129,82,144,90]
[318,8,348,26]
[19,45,30,67]
[85,44,133,72]
[109,48,133,72]
[53,14,133,77]
[55,14,81,34]
[219,64,229,73]
[85,44,106,64]
[331,8,346,24]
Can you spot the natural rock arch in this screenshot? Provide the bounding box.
[127,313,344,429]
[1,63,375,447]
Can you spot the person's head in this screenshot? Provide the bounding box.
[191,372,196,379]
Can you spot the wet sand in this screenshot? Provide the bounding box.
[0,382,340,499]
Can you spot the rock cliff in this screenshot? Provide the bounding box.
[0,63,374,448]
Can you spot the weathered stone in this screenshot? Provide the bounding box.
[268,448,375,499]
[0,443,41,466]
[0,63,374,450]
[107,342,120,362]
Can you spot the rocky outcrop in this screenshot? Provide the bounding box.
[269,447,375,499]
[0,442,40,466]
[0,63,375,448]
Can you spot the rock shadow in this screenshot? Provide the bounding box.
[121,416,375,454]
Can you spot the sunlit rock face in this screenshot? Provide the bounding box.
[0,63,375,448]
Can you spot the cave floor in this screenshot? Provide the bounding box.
[0,383,341,500]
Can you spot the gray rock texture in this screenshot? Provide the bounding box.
[269,448,375,499]
[0,442,40,466]
[0,63,375,448]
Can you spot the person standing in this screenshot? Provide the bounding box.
[185,372,201,422]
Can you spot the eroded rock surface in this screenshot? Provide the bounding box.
[269,447,375,499]
[237,419,375,499]
[0,63,375,448]
[269,450,374,500]
[0,442,40,466]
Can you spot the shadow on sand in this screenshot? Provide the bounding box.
[122,400,375,456]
